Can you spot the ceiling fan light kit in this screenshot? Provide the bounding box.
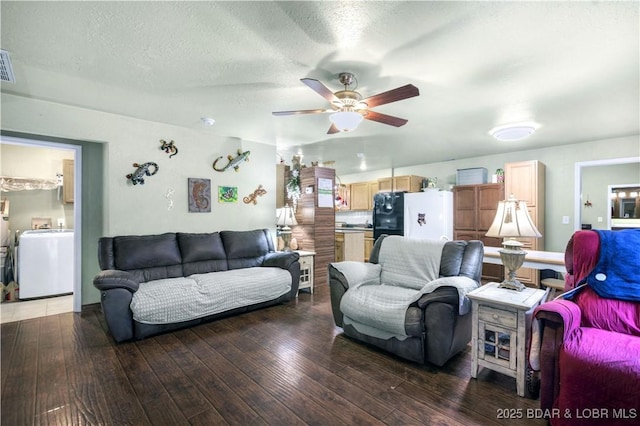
[489,123,537,141]
[329,110,364,132]
[273,72,419,134]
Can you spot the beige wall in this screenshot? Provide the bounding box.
[341,135,640,252]
[2,93,278,305]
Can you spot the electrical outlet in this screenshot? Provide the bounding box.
[562,216,570,224]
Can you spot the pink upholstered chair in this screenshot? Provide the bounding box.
[533,230,640,425]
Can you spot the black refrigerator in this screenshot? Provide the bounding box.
[373,192,405,240]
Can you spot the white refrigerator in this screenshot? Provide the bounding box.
[403,190,453,240]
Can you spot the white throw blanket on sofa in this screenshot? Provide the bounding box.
[130,267,291,324]
[339,236,478,339]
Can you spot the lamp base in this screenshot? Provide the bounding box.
[498,245,527,292]
[280,228,293,252]
[498,277,526,292]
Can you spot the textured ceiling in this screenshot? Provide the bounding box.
[1,1,638,175]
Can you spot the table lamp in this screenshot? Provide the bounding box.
[486,194,542,291]
[276,205,298,251]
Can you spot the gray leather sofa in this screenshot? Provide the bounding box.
[329,235,483,366]
[93,229,300,342]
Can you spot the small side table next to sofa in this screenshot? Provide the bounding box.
[295,250,315,296]
[468,282,548,397]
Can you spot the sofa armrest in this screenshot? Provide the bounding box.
[93,269,140,293]
[263,251,300,269]
[533,300,583,411]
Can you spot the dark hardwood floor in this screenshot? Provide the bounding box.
[1,285,546,425]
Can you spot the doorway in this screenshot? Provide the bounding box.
[0,136,82,316]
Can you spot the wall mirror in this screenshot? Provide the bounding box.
[608,184,640,229]
[574,156,640,231]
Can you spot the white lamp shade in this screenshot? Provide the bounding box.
[486,195,541,239]
[276,206,298,227]
[329,111,363,132]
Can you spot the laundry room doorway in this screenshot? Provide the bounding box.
[1,135,83,316]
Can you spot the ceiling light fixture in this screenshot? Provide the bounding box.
[201,117,216,126]
[489,123,537,142]
[329,110,363,132]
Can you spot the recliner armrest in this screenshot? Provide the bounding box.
[93,269,140,293]
[416,286,460,309]
[534,299,582,339]
[263,251,299,269]
[328,262,382,290]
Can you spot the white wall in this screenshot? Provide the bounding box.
[0,144,75,233]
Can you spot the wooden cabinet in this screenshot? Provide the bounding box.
[62,159,74,204]
[349,181,378,210]
[296,251,315,295]
[504,160,545,287]
[364,230,374,262]
[454,183,504,282]
[378,175,424,193]
[469,283,547,397]
[335,231,365,262]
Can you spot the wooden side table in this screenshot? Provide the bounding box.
[468,282,548,397]
[295,251,315,296]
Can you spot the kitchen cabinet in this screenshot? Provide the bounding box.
[349,181,378,210]
[378,175,424,193]
[364,230,374,262]
[335,231,365,262]
[453,183,504,282]
[504,160,546,287]
[62,159,74,204]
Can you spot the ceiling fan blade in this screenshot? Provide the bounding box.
[327,123,340,134]
[301,78,340,104]
[363,110,408,127]
[272,109,331,116]
[362,84,419,108]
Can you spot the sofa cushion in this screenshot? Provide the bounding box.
[130,267,291,324]
[221,229,270,269]
[113,233,182,270]
[178,232,229,275]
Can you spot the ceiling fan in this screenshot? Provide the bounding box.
[272,72,419,134]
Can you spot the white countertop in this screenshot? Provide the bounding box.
[483,246,566,273]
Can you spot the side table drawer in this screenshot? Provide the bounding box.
[478,305,517,328]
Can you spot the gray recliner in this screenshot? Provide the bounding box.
[329,235,483,366]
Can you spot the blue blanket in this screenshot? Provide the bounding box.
[569,229,640,302]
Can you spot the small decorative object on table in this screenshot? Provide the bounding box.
[495,168,504,183]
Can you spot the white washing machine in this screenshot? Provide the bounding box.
[17,229,74,299]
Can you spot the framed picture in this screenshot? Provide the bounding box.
[317,177,333,208]
[188,178,211,212]
[218,186,238,203]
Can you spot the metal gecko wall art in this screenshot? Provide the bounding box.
[160,139,178,158]
[243,185,267,204]
[126,162,159,185]
[213,149,251,172]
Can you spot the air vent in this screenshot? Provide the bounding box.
[0,50,16,83]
